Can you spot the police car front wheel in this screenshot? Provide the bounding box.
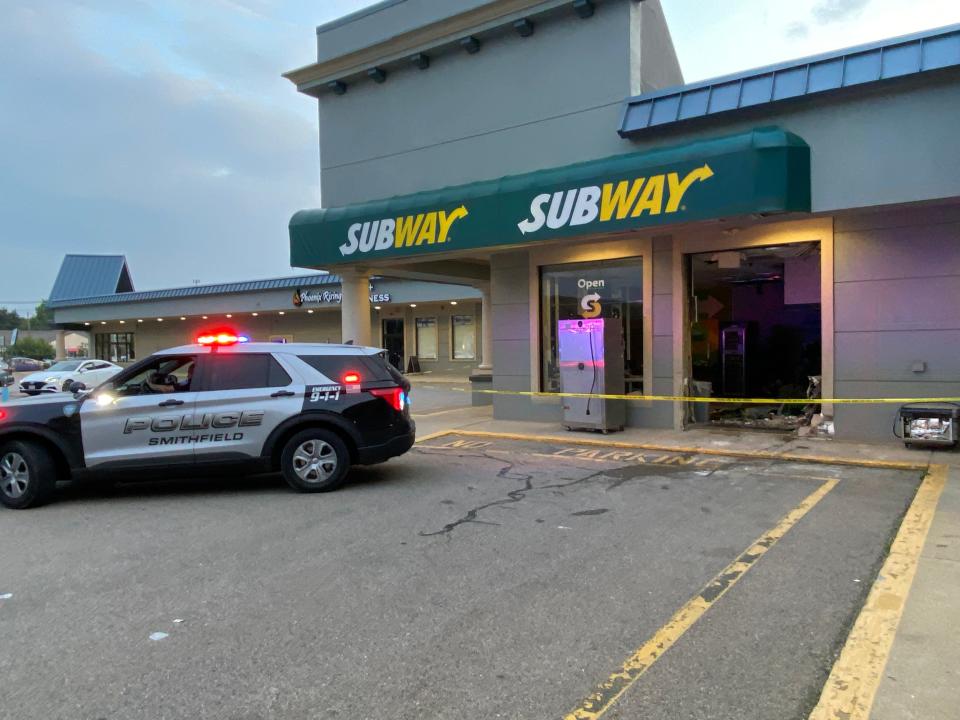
[280,429,350,493]
[0,440,57,509]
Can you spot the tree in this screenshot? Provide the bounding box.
[4,337,55,361]
[28,300,54,330]
[0,308,22,330]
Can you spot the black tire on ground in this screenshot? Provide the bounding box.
[279,428,350,493]
[0,439,58,509]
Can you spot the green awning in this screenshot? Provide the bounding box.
[290,127,810,268]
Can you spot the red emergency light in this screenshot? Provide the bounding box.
[342,371,361,384]
[197,331,250,346]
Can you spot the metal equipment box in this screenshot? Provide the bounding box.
[897,402,960,448]
[558,318,625,432]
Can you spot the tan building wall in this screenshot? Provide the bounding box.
[89,299,483,376]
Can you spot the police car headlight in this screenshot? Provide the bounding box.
[45,377,59,383]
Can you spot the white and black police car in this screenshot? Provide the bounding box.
[0,332,414,509]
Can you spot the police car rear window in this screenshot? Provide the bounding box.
[205,354,291,391]
[298,354,393,383]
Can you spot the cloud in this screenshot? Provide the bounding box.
[0,1,324,305]
[812,0,872,24]
[784,21,810,39]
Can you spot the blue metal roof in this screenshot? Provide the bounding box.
[48,255,134,303]
[620,23,960,136]
[48,272,340,309]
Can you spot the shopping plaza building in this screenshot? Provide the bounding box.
[48,255,483,376]
[274,0,960,441]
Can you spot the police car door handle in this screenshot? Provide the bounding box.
[158,398,185,407]
[270,390,296,398]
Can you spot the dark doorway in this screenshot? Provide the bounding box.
[382,319,405,371]
[687,242,822,431]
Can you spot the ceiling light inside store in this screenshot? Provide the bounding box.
[138,319,143,323]
[157,318,163,322]
[278,311,285,315]
[84,322,90,326]
[120,321,125,324]
[410,304,417,308]
[374,306,381,310]
[307,310,314,314]
[100,321,106,325]
[180,317,186,321]
[450,301,458,305]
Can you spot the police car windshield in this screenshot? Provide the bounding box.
[48,361,83,372]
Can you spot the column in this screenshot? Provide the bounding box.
[477,283,493,372]
[55,329,66,359]
[340,269,372,346]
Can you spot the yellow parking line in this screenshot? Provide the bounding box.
[438,430,927,471]
[415,430,455,443]
[807,464,948,720]
[564,478,839,719]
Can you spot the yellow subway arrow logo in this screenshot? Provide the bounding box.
[339,205,469,257]
[517,164,714,235]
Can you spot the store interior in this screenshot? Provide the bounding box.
[687,242,823,431]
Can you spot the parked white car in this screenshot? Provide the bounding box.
[19,359,122,395]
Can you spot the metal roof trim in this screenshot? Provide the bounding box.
[48,273,341,309]
[620,22,960,137]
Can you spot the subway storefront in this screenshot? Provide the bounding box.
[284,1,960,441]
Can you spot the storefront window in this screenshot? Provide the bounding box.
[415,318,438,360]
[540,257,644,393]
[451,315,476,360]
[95,332,135,363]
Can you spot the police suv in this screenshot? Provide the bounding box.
[0,333,415,509]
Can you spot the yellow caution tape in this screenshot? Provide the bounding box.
[419,385,960,405]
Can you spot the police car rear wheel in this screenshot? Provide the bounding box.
[0,440,57,509]
[281,429,349,492]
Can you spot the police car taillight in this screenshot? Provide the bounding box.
[0,410,7,422]
[343,372,361,384]
[197,332,249,346]
[369,387,406,412]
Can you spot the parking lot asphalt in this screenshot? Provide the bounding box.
[0,433,923,720]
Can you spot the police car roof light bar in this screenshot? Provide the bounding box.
[196,332,250,348]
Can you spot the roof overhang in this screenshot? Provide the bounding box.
[283,0,573,97]
[289,127,812,269]
[619,22,960,137]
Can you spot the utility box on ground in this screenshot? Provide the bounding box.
[558,318,625,433]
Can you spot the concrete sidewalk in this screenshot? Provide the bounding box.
[417,405,959,719]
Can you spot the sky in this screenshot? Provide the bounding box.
[2,0,959,314]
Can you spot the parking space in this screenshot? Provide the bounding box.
[0,432,924,719]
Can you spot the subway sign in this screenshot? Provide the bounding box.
[290,128,810,268]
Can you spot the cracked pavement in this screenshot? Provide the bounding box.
[0,434,923,720]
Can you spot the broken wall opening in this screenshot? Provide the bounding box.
[686,241,822,431]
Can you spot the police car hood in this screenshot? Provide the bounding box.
[0,393,79,409]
